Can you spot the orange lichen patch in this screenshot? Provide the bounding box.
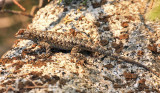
[31,44,37,48]
[103,64,114,70]
[12,56,21,60]
[112,42,123,53]
[0,58,14,65]
[121,22,129,28]
[123,71,138,81]
[29,71,43,80]
[16,29,25,35]
[2,80,15,85]
[32,61,47,67]
[14,39,21,46]
[124,16,135,21]
[118,34,129,40]
[70,59,75,63]
[116,16,119,20]
[126,91,135,93]
[137,50,144,56]
[21,49,30,57]
[27,59,36,64]
[69,28,77,36]
[138,79,145,84]
[78,15,85,21]
[137,79,149,91]
[13,69,21,74]
[147,44,158,53]
[99,39,108,46]
[12,61,25,70]
[76,59,85,66]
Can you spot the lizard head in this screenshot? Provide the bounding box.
[15,29,30,39]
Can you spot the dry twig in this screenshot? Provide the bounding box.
[0,9,33,18]
[13,0,26,11]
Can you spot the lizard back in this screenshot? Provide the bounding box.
[15,29,109,54]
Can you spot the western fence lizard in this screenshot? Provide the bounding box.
[15,29,160,78]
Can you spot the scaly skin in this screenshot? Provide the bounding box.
[15,29,160,78]
[15,29,111,55]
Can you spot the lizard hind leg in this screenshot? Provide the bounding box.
[71,46,86,66]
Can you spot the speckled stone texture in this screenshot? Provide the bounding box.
[0,0,160,93]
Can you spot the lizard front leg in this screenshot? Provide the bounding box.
[37,41,52,59]
[71,45,86,65]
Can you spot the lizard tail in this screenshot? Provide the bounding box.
[112,54,160,78]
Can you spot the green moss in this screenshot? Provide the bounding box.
[145,0,160,21]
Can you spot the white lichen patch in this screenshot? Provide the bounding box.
[1,40,34,58]
[28,0,111,41]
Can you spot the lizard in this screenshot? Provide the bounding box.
[15,29,160,78]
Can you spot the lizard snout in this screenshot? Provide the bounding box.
[15,29,29,38]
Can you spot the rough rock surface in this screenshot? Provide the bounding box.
[1,0,160,92]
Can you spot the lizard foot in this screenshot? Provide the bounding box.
[70,45,87,65]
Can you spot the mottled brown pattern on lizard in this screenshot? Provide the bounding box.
[15,29,160,78]
[15,29,111,55]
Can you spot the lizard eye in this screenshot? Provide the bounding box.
[18,29,25,35]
